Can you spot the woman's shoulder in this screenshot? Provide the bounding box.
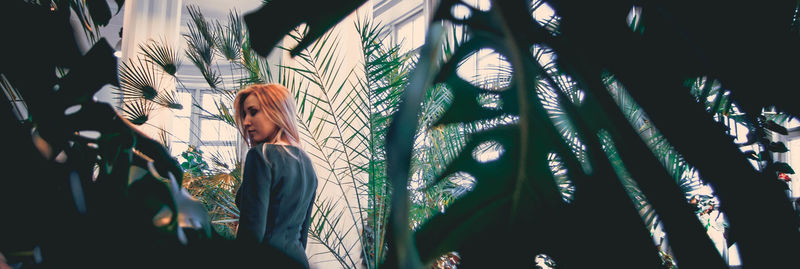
[262,144,311,163]
[263,143,300,153]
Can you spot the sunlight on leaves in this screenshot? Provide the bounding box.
[547,152,575,203]
[456,48,512,91]
[472,140,504,163]
[530,0,560,35]
[451,4,472,20]
[477,93,502,110]
[462,0,491,11]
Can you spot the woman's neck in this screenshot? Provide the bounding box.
[266,137,291,146]
[270,140,290,146]
[260,132,291,146]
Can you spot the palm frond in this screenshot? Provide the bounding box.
[184,13,221,89]
[139,37,181,76]
[186,5,215,47]
[185,43,221,89]
[120,99,154,125]
[182,165,242,239]
[308,198,357,268]
[214,9,244,62]
[240,32,273,84]
[154,90,184,110]
[599,130,660,231]
[118,58,160,101]
[605,75,695,186]
[280,19,403,268]
[185,23,214,66]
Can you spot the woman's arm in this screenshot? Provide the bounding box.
[237,147,272,244]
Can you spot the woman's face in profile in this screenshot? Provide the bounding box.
[242,94,278,144]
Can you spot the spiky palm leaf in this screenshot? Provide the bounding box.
[353,19,415,268]
[185,23,221,89]
[154,90,184,110]
[184,8,222,90]
[182,165,241,239]
[276,16,450,268]
[120,99,154,125]
[118,58,160,101]
[598,130,660,231]
[139,37,181,76]
[214,9,244,62]
[240,32,274,85]
[279,23,367,269]
[185,23,214,67]
[186,5,215,48]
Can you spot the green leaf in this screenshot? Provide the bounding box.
[765,120,789,135]
[114,0,125,14]
[774,162,795,174]
[86,0,112,27]
[768,142,789,153]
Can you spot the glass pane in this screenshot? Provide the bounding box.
[396,12,426,55]
[202,93,233,113]
[200,119,237,142]
[201,119,221,141]
[410,14,425,49]
[220,123,238,141]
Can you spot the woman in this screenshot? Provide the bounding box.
[234,83,317,268]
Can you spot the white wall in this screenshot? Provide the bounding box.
[118,0,183,139]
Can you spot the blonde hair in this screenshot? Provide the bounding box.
[234,83,302,148]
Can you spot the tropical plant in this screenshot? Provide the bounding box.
[180,145,242,239]
[112,4,259,240]
[374,0,800,267]
[111,3,470,268]
[0,1,220,267]
[275,14,495,268]
[110,0,800,268]
[277,18,402,268]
